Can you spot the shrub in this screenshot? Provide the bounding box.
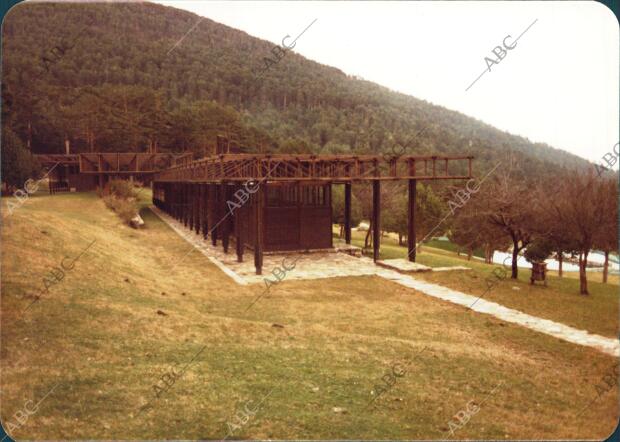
[103,179,136,199]
[100,180,138,225]
[103,195,138,224]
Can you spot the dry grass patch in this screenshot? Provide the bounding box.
[1,192,617,440]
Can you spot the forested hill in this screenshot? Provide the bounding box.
[2,1,589,174]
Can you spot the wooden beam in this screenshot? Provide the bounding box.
[344,182,351,245]
[152,154,474,183]
[408,179,417,262]
[372,180,380,262]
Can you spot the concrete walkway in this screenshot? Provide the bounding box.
[152,206,620,357]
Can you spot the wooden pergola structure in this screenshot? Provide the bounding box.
[36,153,193,192]
[152,153,474,275]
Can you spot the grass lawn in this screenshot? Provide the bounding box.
[338,229,619,339]
[1,192,618,440]
[424,238,484,259]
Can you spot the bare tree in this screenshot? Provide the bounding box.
[593,179,618,283]
[449,209,508,263]
[464,159,541,279]
[547,171,614,294]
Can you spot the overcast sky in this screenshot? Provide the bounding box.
[154,0,619,164]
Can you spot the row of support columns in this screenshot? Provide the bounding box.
[341,179,417,263]
[153,177,418,274]
[153,181,267,275]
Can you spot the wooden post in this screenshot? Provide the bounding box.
[183,183,189,227]
[194,184,202,235]
[189,183,195,231]
[178,183,182,220]
[172,183,177,219]
[194,183,200,234]
[191,183,196,232]
[327,183,333,248]
[408,179,417,262]
[372,180,380,262]
[202,184,209,239]
[169,183,174,218]
[220,182,230,253]
[164,183,169,213]
[235,185,244,262]
[210,184,217,246]
[344,182,352,245]
[188,183,193,231]
[175,183,181,220]
[183,183,187,226]
[254,182,265,275]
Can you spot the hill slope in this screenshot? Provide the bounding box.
[1,191,617,439]
[2,1,589,175]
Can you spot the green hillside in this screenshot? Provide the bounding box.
[3,1,590,176]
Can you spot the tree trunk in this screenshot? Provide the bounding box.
[511,240,519,279]
[339,224,344,238]
[398,233,403,245]
[467,248,472,261]
[557,251,563,277]
[364,222,372,248]
[603,250,609,283]
[484,245,493,264]
[579,250,589,295]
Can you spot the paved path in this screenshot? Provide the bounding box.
[374,268,620,357]
[152,206,620,357]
